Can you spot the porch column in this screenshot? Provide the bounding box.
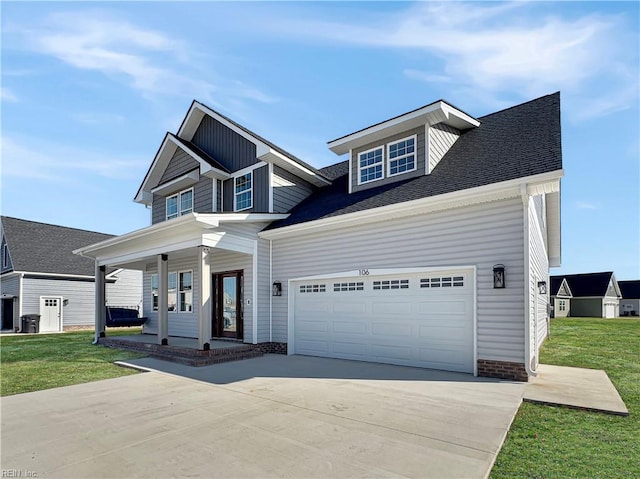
[94,263,106,342]
[198,247,212,350]
[157,254,169,345]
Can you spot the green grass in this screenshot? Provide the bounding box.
[491,318,640,479]
[1,329,146,396]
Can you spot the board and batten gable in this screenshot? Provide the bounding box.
[191,115,258,172]
[350,126,425,194]
[270,196,527,364]
[428,123,461,173]
[272,165,315,213]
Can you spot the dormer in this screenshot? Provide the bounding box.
[327,100,480,193]
[134,101,331,225]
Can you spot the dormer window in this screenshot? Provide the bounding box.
[235,172,252,211]
[358,147,383,184]
[388,136,416,177]
[166,187,193,220]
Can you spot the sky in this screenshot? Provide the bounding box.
[1,1,639,280]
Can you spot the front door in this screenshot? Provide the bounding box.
[213,271,243,340]
[40,297,62,332]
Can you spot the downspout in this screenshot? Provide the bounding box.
[18,272,24,331]
[521,184,537,378]
[92,260,100,345]
[269,239,273,343]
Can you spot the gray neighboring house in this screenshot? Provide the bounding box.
[0,217,142,332]
[550,276,572,318]
[618,280,640,316]
[551,272,621,318]
[76,92,563,381]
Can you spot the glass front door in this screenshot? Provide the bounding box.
[213,271,243,339]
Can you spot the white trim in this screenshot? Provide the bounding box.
[268,162,274,213]
[151,170,199,195]
[357,145,385,185]
[18,272,24,320]
[425,124,430,175]
[178,270,194,313]
[252,240,258,344]
[40,295,63,332]
[166,187,194,221]
[260,170,564,240]
[212,179,218,213]
[386,134,418,178]
[2,243,10,269]
[348,148,353,194]
[269,239,273,343]
[10,271,96,280]
[287,265,477,375]
[234,161,267,178]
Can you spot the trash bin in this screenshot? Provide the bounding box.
[20,314,41,333]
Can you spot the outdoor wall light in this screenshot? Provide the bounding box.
[538,281,547,295]
[493,264,506,289]
[272,281,282,297]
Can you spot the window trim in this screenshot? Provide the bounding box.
[152,270,192,313]
[178,270,193,313]
[357,146,384,185]
[165,187,194,221]
[387,135,417,178]
[234,171,253,211]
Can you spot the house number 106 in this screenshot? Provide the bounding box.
[359,269,369,276]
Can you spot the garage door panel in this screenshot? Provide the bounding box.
[294,269,474,373]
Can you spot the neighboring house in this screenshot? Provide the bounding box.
[0,217,142,332]
[550,276,573,318]
[75,92,563,381]
[551,272,621,318]
[618,280,640,316]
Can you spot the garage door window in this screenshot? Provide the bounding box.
[373,279,409,290]
[333,282,364,292]
[420,276,464,288]
[299,284,326,293]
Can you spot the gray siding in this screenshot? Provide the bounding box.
[106,269,143,310]
[272,165,315,213]
[351,126,426,194]
[0,274,20,329]
[192,116,258,172]
[152,176,213,224]
[222,165,268,213]
[620,299,640,315]
[257,238,271,342]
[570,298,603,317]
[428,123,460,173]
[159,149,199,185]
[22,277,94,327]
[271,197,526,363]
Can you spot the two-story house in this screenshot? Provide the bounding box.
[76,92,563,381]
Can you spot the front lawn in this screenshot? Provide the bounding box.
[1,329,146,396]
[491,318,640,478]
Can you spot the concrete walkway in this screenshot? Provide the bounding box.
[2,355,525,479]
[524,364,629,415]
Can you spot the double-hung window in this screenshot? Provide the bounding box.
[166,188,193,220]
[179,271,193,312]
[152,271,190,312]
[235,173,252,211]
[388,136,416,177]
[358,147,383,184]
[151,274,159,311]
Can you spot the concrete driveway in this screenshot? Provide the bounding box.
[1,355,524,478]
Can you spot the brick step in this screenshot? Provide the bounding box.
[102,338,257,357]
[148,349,264,367]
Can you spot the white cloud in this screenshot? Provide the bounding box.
[576,201,599,210]
[1,88,19,102]
[17,10,276,106]
[259,2,638,119]
[1,135,148,183]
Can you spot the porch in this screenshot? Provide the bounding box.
[102,333,263,367]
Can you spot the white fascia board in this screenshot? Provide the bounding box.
[212,213,289,223]
[260,170,564,240]
[151,169,200,195]
[289,265,476,282]
[14,271,95,280]
[0,271,20,279]
[260,150,331,187]
[546,189,561,267]
[328,101,479,155]
[135,134,174,205]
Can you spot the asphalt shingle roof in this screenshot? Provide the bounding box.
[551,272,615,298]
[619,280,640,299]
[1,216,114,276]
[267,92,562,230]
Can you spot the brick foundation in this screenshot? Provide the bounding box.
[255,342,288,354]
[477,359,529,382]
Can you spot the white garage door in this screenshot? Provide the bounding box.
[604,303,616,319]
[292,269,474,373]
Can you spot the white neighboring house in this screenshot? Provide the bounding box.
[618,280,640,316]
[75,93,564,381]
[0,217,142,332]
